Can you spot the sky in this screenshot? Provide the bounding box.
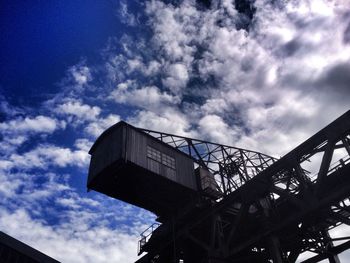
[0,0,350,262]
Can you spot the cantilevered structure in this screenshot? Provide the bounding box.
[88,110,350,263]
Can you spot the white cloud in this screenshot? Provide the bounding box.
[128,109,194,137]
[146,0,198,63]
[0,115,64,154]
[201,98,229,115]
[0,171,22,198]
[0,115,60,134]
[4,144,89,171]
[0,165,155,263]
[70,65,91,86]
[55,99,101,122]
[127,58,161,76]
[0,208,141,263]
[0,136,27,154]
[99,0,350,159]
[110,81,180,110]
[198,114,239,145]
[162,63,189,93]
[119,1,138,26]
[0,96,24,117]
[85,114,121,137]
[0,160,13,171]
[74,138,93,152]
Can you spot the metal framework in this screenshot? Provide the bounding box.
[140,128,277,196]
[135,110,350,263]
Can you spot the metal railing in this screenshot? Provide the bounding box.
[138,222,161,255]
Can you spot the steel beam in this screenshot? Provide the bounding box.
[134,110,350,263]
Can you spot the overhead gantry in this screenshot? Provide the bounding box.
[88,110,350,263]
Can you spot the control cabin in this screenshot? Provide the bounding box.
[88,121,200,219]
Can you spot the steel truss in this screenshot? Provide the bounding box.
[136,110,350,263]
[139,128,277,196]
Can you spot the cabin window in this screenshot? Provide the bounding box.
[147,146,162,163]
[147,146,176,179]
[162,153,176,169]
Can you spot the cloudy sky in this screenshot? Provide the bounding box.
[0,0,349,262]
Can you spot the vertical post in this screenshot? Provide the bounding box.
[268,235,284,263]
[342,138,350,156]
[328,255,341,263]
[323,230,341,263]
[259,197,284,263]
[172,217,177,263]
[316,141,335,195]
[288,248,301,263]
[210,214,217,249]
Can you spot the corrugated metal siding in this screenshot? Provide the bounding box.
[174,153,197,190]
[127,127,148,168]
[89,122,197,191]
[126,126,196,190]
[147,158,161,174]
[88,125,124,183]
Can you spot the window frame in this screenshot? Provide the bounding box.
[146,145,176,171]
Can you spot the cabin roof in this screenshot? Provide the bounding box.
[89,121,195,160]
[89,121,128,154]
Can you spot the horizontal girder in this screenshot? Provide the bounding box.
[137,110,350,263]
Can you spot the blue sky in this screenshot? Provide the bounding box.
[0,0,350,262]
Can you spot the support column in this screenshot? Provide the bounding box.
[259,197,284,263]
[328,254,340,263]
[268,235,284,263]
[323,230,341,263]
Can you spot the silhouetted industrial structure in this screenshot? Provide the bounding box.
[88,110,350,263]
[0,231,60,263]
